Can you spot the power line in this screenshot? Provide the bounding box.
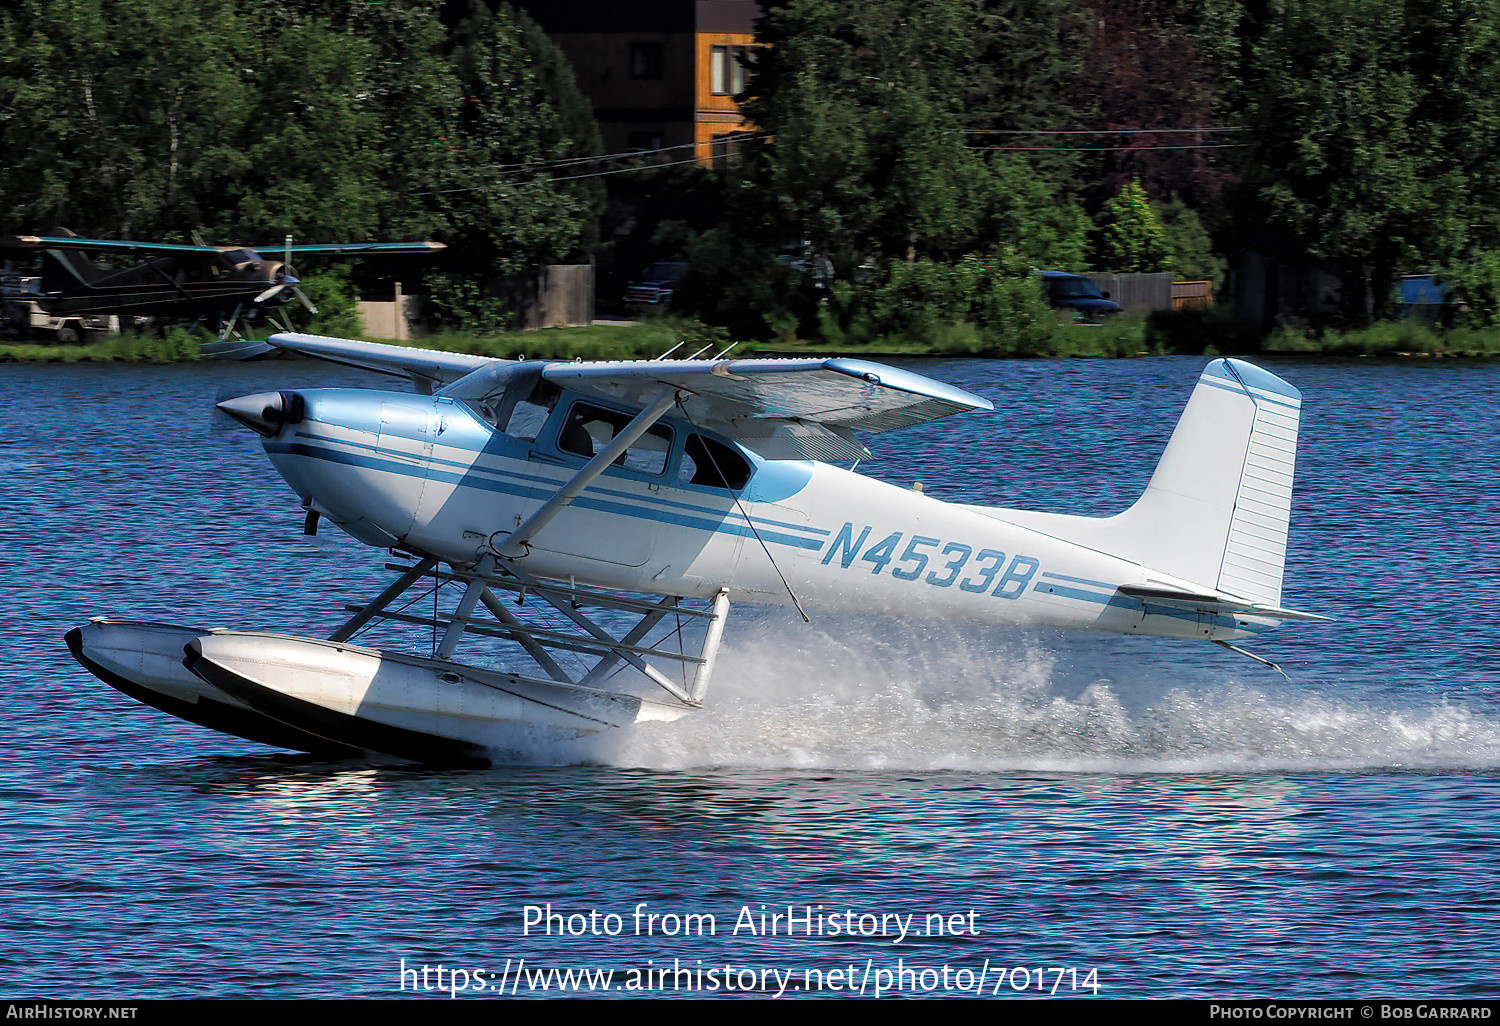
[964,126,1249,136]
[415,155,711,196]
[446,132,768,179]
[974,143,1249,152]
[547,156,706,183]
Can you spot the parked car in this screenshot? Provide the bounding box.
[1039,270,1122,322]
[0,273,111,342]
[624,261,687,313]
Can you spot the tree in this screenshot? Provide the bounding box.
[964,0,1089,187]
[228,20,386,241]
[1067,0,1235,211]
[0,0,254,238]
[1154,196,1224,285]
[434,1,604,281]
[1234,0,1500,322]
[1096,180,1172,272]
[741,0,998,278]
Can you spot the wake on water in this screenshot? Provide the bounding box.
[493,613,1500,773]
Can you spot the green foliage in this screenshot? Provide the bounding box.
[1095,181,1172,273]
[674,227,797,341]
[0,0,255,236]
[227,20,384,240]
[1145,306,1260,354]
[422,272,514,335]
[1437,249,1500,329]
[981,155,1094,269]
[436,1,603,279]
[1235,0,1500,321]
[742,0,999,276]
[1262,320,1500,357]
[679,0,1096,347]
[298,265,363,338]
[0,0,602,279]
[0,326,205,362]
[1153,197,1225,286]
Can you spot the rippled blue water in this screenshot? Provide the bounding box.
[2,356,1497,999]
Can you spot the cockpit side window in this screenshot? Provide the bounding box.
[557,401,672,475]
[677,432,752,490]
[497,379,559,441]
[504,398,552,442]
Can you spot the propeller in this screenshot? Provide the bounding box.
[215,390,305,438]
[254,277,318,314]
[209,385,244,435]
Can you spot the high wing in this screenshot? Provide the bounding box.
[246,242,447,255]
[2,236,445,256]
[0,235,221,254]
[542,357,994,460]
[265,335,993,459]
[266,333,497,393]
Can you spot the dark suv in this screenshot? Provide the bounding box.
[1040,270,1122,321]
[624,261,687,313]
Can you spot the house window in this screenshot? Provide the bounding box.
[710,45,750,96]
[711,132,749,169]
[627,131,666,152]
[630,41,664,80]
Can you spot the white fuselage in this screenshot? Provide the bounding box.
[263,388,1274,643]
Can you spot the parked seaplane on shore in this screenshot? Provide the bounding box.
[66,334,1327,765]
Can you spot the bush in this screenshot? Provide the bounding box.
[1146,306,1262,354]
[298,265,363,337]
[421,272,511,335]
[863,252,1054,353]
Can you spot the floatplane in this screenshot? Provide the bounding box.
[66,334,1327,765]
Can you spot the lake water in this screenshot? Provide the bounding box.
[2,355,1497,999]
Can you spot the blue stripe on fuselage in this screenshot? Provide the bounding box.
[289,428,827,539]
[267,439,825,551]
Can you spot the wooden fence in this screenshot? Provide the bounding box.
[505,264,594,330]
[1171,280,1214,311]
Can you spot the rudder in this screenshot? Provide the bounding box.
[1116,358,1302,603]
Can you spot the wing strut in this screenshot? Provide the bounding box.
[492,389,678,560]
[677,398,810,622]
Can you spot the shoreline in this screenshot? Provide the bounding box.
[3,317,1497,364]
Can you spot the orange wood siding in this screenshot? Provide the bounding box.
[694,33,759,163]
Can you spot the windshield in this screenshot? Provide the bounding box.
[1048,277,1104,300]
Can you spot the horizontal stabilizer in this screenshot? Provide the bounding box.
[1116,585,1332,622]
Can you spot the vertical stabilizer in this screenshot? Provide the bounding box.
[975,359,1303,603]
[1134,359,1302,604]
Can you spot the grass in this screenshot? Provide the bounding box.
[1261,320,1500,357]
[3,312,1498,364]
[0,327,205,363]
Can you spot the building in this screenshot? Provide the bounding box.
[515,0,762,166]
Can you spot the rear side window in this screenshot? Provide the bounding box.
[678,432,751,490]
[557,402,672,476]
